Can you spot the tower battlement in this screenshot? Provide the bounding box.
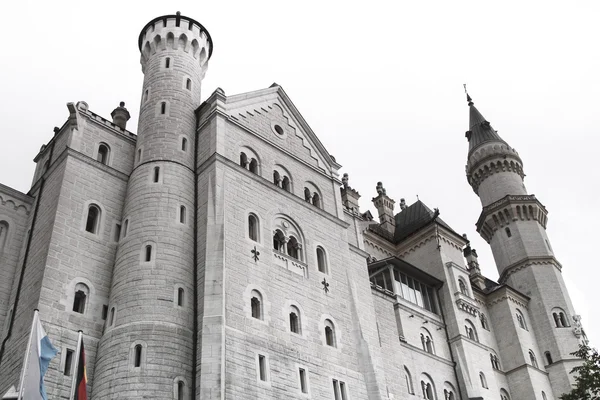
[138,13,213,73]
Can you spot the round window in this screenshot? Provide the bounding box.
[274,125,284,135]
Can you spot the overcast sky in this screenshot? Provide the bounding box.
[1,1,598,347]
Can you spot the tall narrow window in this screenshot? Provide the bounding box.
[312,192,320,208]
[505,227,512,237]
[404,367,414,394]
[178,288,185,307]
[181,137,188,151]
[97,143,110,165]
[248,214,259,242]
[304,188,311,202]
[134,344,142,367]
[102,305,108,320]
[273,171,281,186]
[0,221,8,253]
[186,78,192,90]
[516,310,527,330]
[480,313,489,330]
[114,224,121,242]
[240,152,248,168]
[299,368,308,394]
[465,320,478,342]
[165,57,171,68]
[161,102,166,114]
[123,219,129,238]
[109,307,115,326]
[145,245,153,262]
[137,149,142,162]
[273,230,285,252]
[153,166,160,183]
[542,391,548,400]
[333,379,348,400]
[73,290,87,314]
[177,381,185,400]
[180,206,187,224]
[287,236,300,260]
[85,204,101,234]
[459,279,468,295]
[144,89,149,102]
[325,319,336,347]
[251,290,262,320]
[289,306,301,334]
[282,176,290,192]
[316,247,327,273]
[479,372,488,388]
[258,354,267,381]
[545,351,553,365]
[64,349,74,376]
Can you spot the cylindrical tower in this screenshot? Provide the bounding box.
[92,13,212,399]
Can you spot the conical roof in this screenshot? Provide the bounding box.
[466,95,507,155]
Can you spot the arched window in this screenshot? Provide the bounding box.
[281,176,290,192]
[153,166,160,183]
[181,137,188,151]
[480,313,489,330]
[85,204,101,234]
[529,350,538,368]
[516,309,527,330]
[180,206,187,224]
[545,351,553,365]
[542,391,548,400]
[420,329,434,354]
[420,376,435,400]
[145,245,153,262]
[324,319,336,347]
[176,380,185,400]
[161,102,167,114]
[0,221,8,253]
[249,158,258,174]
[479,372,488,388]
[312,192,321,208]
[134,344,143,368]
[248,214,259,242]
[186,78,192,91]
[239,152,248,168]
[273,171,281,186]
[250,290,263,320]
[97,143,110,165]
[316,247,327,273]
[273,229,285,252]
[500,389,511,400]
[177,288,184,307]
[465,320,478,342]
[459,279,468,295]
[404,367,414,394]
[553,308,569,327]
[287,236,300,260]
[304,187,312,202]
[289,305,301,334]
[490,353,501,370]
[72,283,89,314]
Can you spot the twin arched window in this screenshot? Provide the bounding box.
[444,388,456,400]
[529,350,538,368]
[480,313,489,330]
[239,152,259,174]
[465,320,478,342]
[458,279,468,296]
[85,204,101,234]
[490,353,501,370]
[421,375,435,400]
[273,170,292,192]
[553,309,569,327]
[272,230,303,261]
[324,319,336,347]
[516,309,527,330]
[303,187,322,208]
[97,143,110,165]
[420,329,434,354]
[500,389,511,400]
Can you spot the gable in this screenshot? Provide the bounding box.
[225,86,339,174]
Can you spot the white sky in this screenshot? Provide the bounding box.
[1,1,598,347]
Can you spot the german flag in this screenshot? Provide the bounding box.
[74,337,88,400]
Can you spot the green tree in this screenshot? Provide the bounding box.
[561,344,600,400]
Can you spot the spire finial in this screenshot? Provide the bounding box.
[464,84,473,106]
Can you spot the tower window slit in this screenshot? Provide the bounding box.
[145,245,152,262]
[160,102,166,114]
[165,57,171,68]
[153,166,160,182]
[134,344,142,367]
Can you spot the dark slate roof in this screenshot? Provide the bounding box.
[467,98,507,156]
[393,200,453,242]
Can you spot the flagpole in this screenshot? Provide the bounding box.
[69,330,83,400]
[17,309,38,400]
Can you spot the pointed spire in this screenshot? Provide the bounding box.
[463,89,506,155]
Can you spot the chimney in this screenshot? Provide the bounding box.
[372,182,395,234]
[111,101,131,130]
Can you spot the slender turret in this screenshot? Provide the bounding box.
[92,13,212,399]
[465,93,584,399]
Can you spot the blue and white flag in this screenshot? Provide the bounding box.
[19,311,58,400]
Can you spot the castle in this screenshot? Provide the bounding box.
[0,12,588,400]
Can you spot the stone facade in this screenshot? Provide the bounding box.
[0,12,589,400]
